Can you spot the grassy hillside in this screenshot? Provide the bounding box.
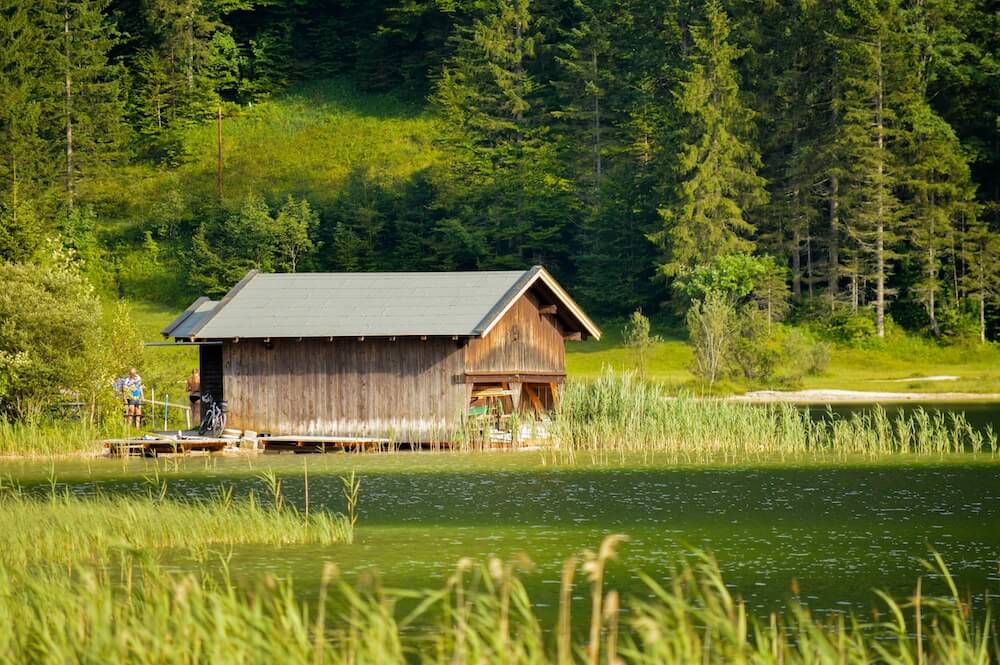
[83,79,441,233]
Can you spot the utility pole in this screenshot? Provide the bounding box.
[216,104,223,201]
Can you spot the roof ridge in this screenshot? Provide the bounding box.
[186,269,259,338]
[470,266,541,335]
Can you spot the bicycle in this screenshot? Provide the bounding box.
[198,393,228,436]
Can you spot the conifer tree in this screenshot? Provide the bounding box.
[830,0,905,337]
[652,0,767,280]
[432,0,570,270]
[0,1,56,220]
[48,0,129,212]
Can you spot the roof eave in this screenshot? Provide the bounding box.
[161,296,210,338]
[473,266,602,340]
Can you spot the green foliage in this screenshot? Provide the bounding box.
[622,309,661,378]
[728,308,780,382]
[1,0,999,345]
[686,290,735,390]
[652,0,768,277]
[188,192,319,296]
[0,246,102,417]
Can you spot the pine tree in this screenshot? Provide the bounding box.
[652,0,768,280]
[432,0,571,271]
[893,0,980,336]
[48,0,129,212]
[0,1,57,221]
[136,0,237,131]
[962,220,1000,342]
[830,0,905,337]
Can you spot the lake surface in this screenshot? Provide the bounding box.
[7,447,999,622]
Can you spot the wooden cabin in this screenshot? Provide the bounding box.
[162,267,601,441]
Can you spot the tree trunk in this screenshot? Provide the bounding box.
[187,8,195,91]
[592,49,601,201]
[980,291,986,343]
[927,203,939,337]
[851,257,859,314]
[874,38,886,338]
[806,232,814,298]
[829,98,840,308]
[64,3,75,212]
[792,227,802,298]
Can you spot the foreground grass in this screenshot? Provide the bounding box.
[0,534,992,664]
[0,477,353,570]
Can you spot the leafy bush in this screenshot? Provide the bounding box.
[0,247,144,420]
[775,327,830,384]
[729,308,780,382]
[622,310,662,377]
[686,291,735,389]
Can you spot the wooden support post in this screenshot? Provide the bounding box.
[549,382,560,408]
[509,382,522,410]
[524,384,544,415]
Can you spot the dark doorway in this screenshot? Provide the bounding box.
[199,344,224,403]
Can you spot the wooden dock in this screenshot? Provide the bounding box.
[257,434,393,453]
[102,437,231,457]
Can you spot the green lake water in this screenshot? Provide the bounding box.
[7,448,1000,621]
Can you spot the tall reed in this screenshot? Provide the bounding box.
[549,370,997,464]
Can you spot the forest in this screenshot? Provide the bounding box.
[1,0,1000,413]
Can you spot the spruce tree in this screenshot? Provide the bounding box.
[47,0,129,212]
[652,0,767,280]
[830,0,905,337]
[0,1,56,220]
[432,0,571,271]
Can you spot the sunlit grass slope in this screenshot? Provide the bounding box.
[85,79,441,230]
[567,322,1000,395]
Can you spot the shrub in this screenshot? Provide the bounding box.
[686,291,735,389]
[729,308,780,382]
[622,310,662,378]
[775,327,830,384]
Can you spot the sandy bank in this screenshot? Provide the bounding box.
[731,389,1000,404]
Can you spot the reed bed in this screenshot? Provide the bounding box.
[549,370,998,464]
[0,535,992,664]
[0,418,123,457]
[0,476,353,570]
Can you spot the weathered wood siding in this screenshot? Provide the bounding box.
[464,290,565,374]
[223,338,467,439]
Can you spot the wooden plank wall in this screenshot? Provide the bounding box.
[223,338,468,440]
[464,290,566,374]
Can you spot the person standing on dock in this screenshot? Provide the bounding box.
[186,369,201,425]
[123,368,143,427]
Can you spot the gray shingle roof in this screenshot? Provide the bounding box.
[160,297,220,338]
[163,266,601,340]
